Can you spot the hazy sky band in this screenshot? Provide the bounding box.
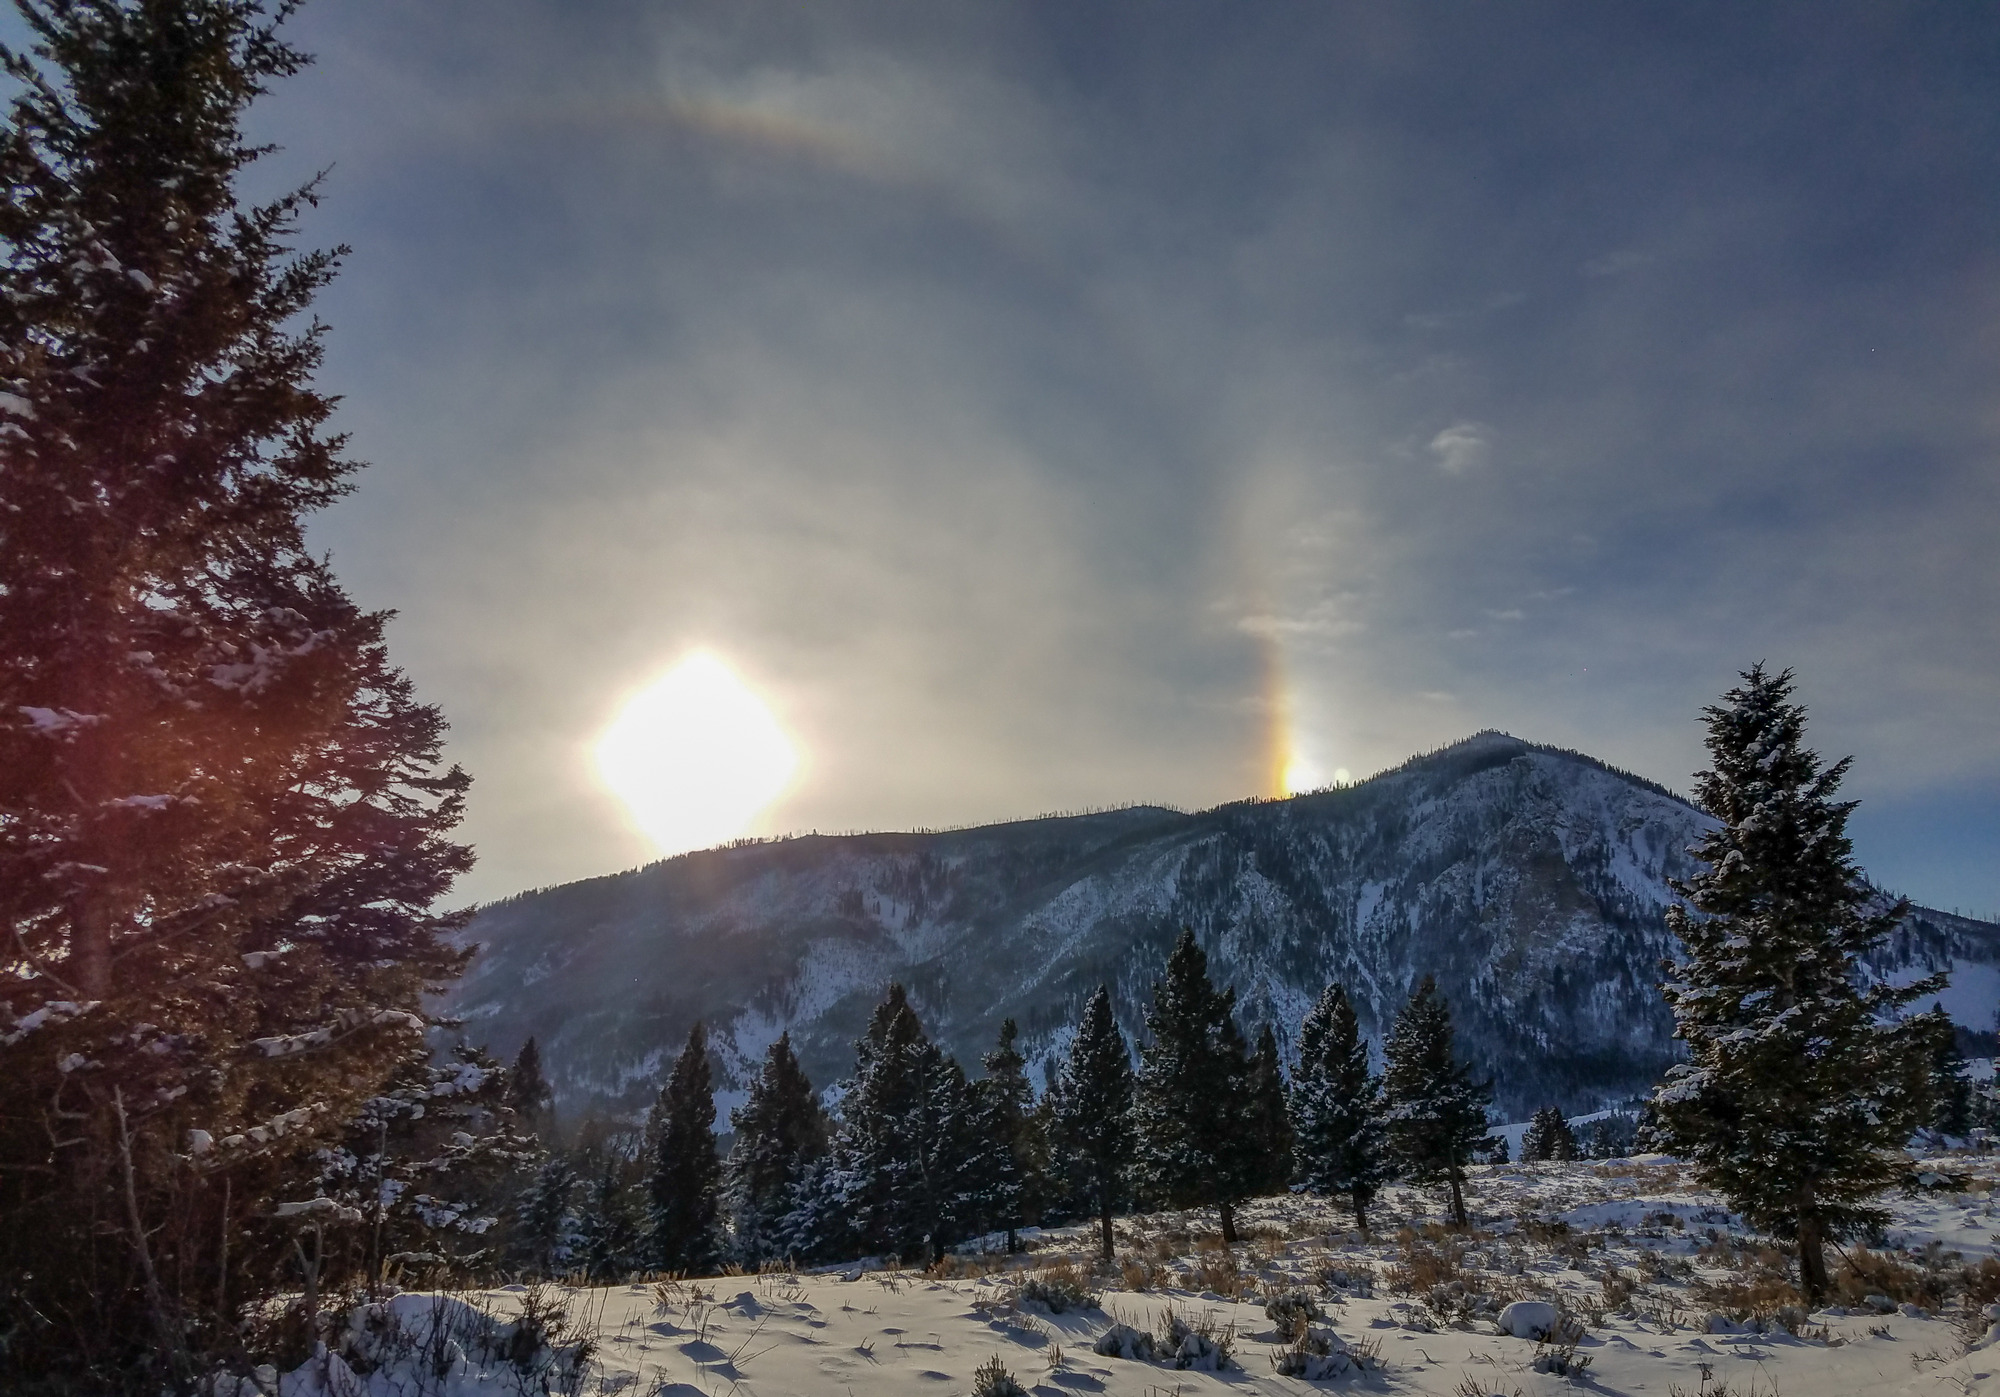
[51,0,1985,911]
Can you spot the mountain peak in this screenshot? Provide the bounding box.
[1438,729,1528,756]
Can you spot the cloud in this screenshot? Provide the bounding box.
[1429,422,1493,475]
[1582,248,1654,277]
[258,0,2000,914]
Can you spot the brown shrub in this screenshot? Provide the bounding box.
[1191,1241,1248,1300]
[1962,1257,2000,1312]
[1383,1233,1467,1296]
[1835,1247,1946,1310]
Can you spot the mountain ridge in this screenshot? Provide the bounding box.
[441,731,2000,1123]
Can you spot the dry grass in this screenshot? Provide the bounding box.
[1962,1256,2000,1311]
[1190,1241,1248,1300]
[1383,1230,1468,1296]
[1118,1253,1165,1292]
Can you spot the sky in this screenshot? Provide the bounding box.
[156,1,2000,913]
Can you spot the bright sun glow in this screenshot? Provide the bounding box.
[595,653,799,856]
[1282,756,1354,795]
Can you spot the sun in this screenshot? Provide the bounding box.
[595,652,799,856]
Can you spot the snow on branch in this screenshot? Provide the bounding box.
[0,999,101,1047]
[248,1007,424,1059]
[271,1196,363,1224]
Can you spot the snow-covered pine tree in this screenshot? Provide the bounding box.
[1520,1107,1578,1163]
[1918,1006,1972,1138]
[1052,985,1135,1261]
[312,1040,539,1287]
[725,1030,827,1264]
[973,1018,1045,1251]
[820,984,981,1264]
[1653,666,1941,1301]
[573,1146,643,1283]
[1245,1023,1294,1197]
[506,1037,555,1142]
[0,5,473,1385]
[1382,976,1493,1228]
[514,1154,579,1275]
[1289,982,1388,1233]
[647,1023,721,1274]
[1132,928,1255,1244]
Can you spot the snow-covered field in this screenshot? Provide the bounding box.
[255,1155,2000,1397]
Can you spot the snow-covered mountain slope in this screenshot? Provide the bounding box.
[441,732,2000,1120]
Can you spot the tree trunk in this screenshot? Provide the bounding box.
[1218,1198,1238,1246]
[1447,1172,1468,1229]
[73,897,110,1000]
[1099,1206,1114,1263]
[1797,1213,1830,1303]
[1351,1190,1370,1239]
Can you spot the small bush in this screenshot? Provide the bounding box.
[1263,1290,1322,1341]
[1270,1326,1368,1379]
[1092,1323,1156,1361]
[1155,1305,1235,1372]
[1020,1258,1099,1314]
[1835,1247,1948,1310]
[1384,1233,1468,1295]
[1191,1241,1246,1300]
[1118,1253,1163,1291]
[971,1353,1028,1397]
[1963,1257,2000,1311]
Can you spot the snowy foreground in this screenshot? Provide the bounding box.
[254,1155,2000,1397]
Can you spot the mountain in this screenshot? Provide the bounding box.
[441,731,2000,1123]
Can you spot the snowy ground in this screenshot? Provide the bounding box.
[260,1154,2000,1397]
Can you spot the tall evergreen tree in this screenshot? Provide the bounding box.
[0,5,473,1386]
[506,1037,555,1141]
[973,1019,1045,1251]
[819,984,980,1264]
[1245,1023,1294,1197]
[1132,929,1255,1244]
[514,1154,578,1274]
[1654,666,1940,1301]
[1382,976,1492,1228]
[1919,1006,1973,1138]
[573,1146,643,1283]
[1521,1108,1579,1163]
[1053,985,1135,1261]
[647,1023,721,1274]
[725,1031,827,1263]
[1289,983,1388,1232]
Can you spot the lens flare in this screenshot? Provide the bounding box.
[595,653,799,856]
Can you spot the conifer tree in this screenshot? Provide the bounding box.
[647,1023,721,1274]
[1919,1007,1972,1138]
[726,1031,827,1263]
[974,1019,1045,1251]
[506,1037,555,1141]
[574,1147,643,1283]
[820,984,980,1263]
[1132,929,1255,1243]
[515,1154,578,1274]
[1382,976,1493,1228]
[0,5,474,1384]
[1289,982,1388,1232]
[1655,666,1941,1300]
[1521,1107,1578,1163]
[315,1040,539,1287]
[1053,985,1135,1261]
[1245,1023,1295,1197]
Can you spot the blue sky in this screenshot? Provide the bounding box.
[84,1,1993,911]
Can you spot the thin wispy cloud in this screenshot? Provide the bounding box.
[225,0,2000,914]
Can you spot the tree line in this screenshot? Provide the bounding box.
[518,932,1497,1276]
